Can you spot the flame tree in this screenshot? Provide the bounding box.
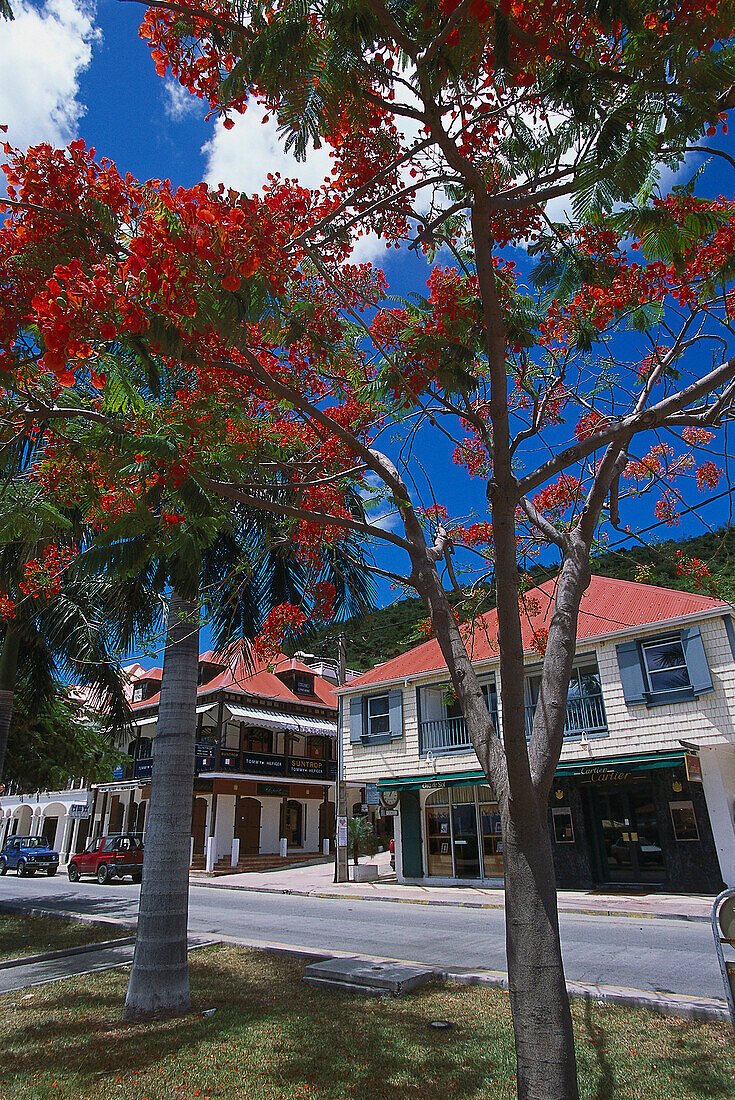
[3,1,735,1094]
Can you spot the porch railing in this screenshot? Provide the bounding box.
[524,692,607,739]
[419,710,499,755]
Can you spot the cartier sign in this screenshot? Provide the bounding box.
[584,768,632,783]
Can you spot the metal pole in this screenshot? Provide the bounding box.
[711,888,735,1033]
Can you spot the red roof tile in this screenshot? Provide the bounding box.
[130,648,336,712]
[341,575,730,690]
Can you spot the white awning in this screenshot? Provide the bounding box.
[225,704,336,738]
[132,714,157,729]
[132,703,216,730]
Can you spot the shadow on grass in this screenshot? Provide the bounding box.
[0,952,513,1098]
[583,994,615,1100]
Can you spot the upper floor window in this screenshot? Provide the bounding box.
[525,660,606,738]
[367,695,390,737]
[132,683,146,703]
[640,637,690,696]
[616,626,713,707]
[294,672,315,696]
[349,690,403,745]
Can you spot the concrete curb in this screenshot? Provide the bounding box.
[446,971,729,1023]
[0,937,136,970]
[206,934,728,1023]
[188,878,710,923]
[1,905,723,1021]
[0,900,137,931]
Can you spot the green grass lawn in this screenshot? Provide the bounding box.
[0,912,130,962]
[0,944,732,1100]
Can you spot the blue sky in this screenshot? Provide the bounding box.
[2,1,735,621]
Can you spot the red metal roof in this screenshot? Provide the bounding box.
[342,574,730,690]
[130,647,337,712]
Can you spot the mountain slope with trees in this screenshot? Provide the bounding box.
[292,528,735,672]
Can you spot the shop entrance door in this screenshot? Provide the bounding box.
[236,797,261,855]
[451,802,481,879]
[591,783,666,886]
[191,797,207,856]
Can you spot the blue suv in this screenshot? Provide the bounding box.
[0,836,59,876]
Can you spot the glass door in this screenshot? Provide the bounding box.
[628,788,666,885]
[425,800,453,876]
[451,801,481,878]
[592,784,666,886]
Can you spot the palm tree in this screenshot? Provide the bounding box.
[0,481,157,783]
[87,501,374,1019]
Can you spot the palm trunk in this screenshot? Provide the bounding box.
[504,804,579,1100]
[123,588,198,1020]
[0,625,20,782]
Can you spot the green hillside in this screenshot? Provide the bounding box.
[290,527,735,672]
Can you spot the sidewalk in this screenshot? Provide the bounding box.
[0,935,215,993]
[189,851,716,922]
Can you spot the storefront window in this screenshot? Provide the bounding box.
[425,785,503,879]
[425,789,452,877]
[670,800,700,841]
[552,807,575,843]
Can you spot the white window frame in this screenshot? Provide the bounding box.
[367,694,390,737]
[640,635,691,697]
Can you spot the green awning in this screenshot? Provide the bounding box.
[375,752,686,791]
[555,751,686,777]
[377,770,486,791]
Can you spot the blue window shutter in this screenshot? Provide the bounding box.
[349,696,365,743]
[388,689,404,740]
[616,640,646,704]
[681,626,713,696]
[724,616,735,661]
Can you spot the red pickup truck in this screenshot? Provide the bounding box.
[67,835,144,885]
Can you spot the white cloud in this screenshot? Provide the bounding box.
[203,103,334,195]
[202,104,402,263]
[0,0,99,151]
[163,78,202,123]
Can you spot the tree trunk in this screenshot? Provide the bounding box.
[504,803,579,1100]
[0,626,20,783]
[123,589,198,1020]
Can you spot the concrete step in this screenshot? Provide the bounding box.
[303,957,439,997]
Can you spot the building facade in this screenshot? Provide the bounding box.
[1,649,343,871]
[337,576,735,894]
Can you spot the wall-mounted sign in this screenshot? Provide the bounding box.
[69,803,91,819]
[337,816,348,846]
[257,782,289,797]
[288,756,328,779]
[421,781,447,790]
[365,783,380,806]
[583,769,632,784]
[242,752,286,778]
[685,754,703,783]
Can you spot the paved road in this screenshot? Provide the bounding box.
[0,875,723,1000]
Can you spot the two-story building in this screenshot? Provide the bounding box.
[336,575,735,894]
[0,648,342,872]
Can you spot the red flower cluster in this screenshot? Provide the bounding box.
[252,603,308,663]
[19,543,77,600]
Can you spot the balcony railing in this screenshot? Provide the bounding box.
[524,692,607,739]
[129,745,336,782]
[419,711,499,755]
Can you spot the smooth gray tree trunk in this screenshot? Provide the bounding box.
[123,589,198,1019]
[503,806,579,1100]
